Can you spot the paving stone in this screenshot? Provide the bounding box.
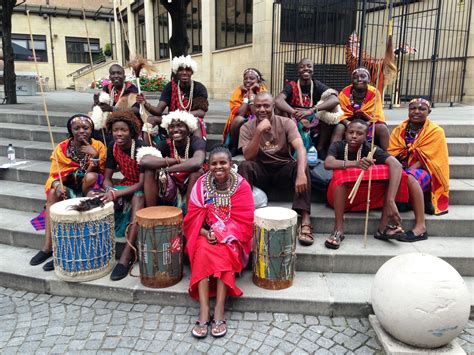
[354,345,376,354]
[287,323,307,334]
[288,313,305,323]
[316,336,335,349]
[243,312,258,320]
[329,344,348,354]
[101,337,121,350]
[274,313,289,321]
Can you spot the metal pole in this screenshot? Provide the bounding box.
[460,0,473,103]
[270,2,277,94]
[428,0,442,107]
[358,0,367,67]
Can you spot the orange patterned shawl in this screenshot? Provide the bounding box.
[388,118,449,215]
[339,84,385,123]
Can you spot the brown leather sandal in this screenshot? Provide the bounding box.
[325,231,345,250]
[298,224,314,246]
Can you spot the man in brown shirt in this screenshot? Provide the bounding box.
[238,93,314,245]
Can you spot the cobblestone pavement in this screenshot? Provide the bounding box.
[0,287,473,354]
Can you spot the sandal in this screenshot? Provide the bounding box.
[325,231,345,250]
[298,224,314,246]
[374,224,404,241]
[191,319,211,339]
[211,319,227,338]
[396,230,428,243]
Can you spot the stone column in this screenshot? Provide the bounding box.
[144,0,155,60]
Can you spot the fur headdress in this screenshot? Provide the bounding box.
[161,110,198,132]
[171,55,197,74]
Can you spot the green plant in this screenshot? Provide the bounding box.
[104,43,112,57]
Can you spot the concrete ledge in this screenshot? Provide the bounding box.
[369,315,466,354]
[0,244,473,318]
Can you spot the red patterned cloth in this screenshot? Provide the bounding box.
[288,81,312,108]
[113,143,140,186]
[327,165,409,212]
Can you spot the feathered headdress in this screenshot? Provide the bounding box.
[171,55,197,74]
[161,110,198,132]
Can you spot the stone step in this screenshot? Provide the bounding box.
[0,122,68,144]
[0,244,473,317]
[0,109,474,138]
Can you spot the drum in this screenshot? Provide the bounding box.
[252,206,298,290]
[136,206,183,288]
[50,198,115,282]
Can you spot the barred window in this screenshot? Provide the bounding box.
[135,7,146,57]
[153,1,170,59]
[65,37,101,64]
[215,0,252,50]
[280,0,356,44]
[12,34,48,62]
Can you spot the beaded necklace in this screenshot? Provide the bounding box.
[129,139,136,160]
[67,140,90,172]
[297,79,313,107]
[405,122,423,141]
[109,84,126,106]
[344,142,362,162]
[173,137,190,161]
[177,80,194,111]
[350,88,366,110]
[205,170,238,222]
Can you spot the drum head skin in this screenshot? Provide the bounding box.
[50,197,114,223]
[136,206,183,228]
[254,206,297,230]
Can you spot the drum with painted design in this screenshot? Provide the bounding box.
[252,206,298,290]
[136,206,183,288]
[50,198,115,282]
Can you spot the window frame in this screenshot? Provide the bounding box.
[65,37,101,64]
[215,0,253,50]
[11,34,48,62]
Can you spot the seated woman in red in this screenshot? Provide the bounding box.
[183,145,254,339]
[324,119,427,249]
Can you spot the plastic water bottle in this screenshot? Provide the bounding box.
[7,144,16,164]
[307,146,318,167]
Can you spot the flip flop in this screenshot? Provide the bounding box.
[211,319,227,338]
[374,225,404,241]
[325,231,345,250]
[396,230,428,242]
[191,319,211,339]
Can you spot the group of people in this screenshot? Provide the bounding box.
[28,55,449,339]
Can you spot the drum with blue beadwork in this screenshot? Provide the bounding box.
[50,198,115,282]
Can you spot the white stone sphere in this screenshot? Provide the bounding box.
[371,253,470,348]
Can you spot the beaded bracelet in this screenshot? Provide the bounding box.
[109,189,116,201]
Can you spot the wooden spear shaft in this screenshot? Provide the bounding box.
[26,10,65,195]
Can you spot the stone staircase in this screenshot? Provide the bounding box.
[0,107,473,317]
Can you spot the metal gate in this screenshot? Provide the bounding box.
[271,0,472,106]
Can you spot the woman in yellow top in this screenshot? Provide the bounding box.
[332,67,390,150]
[29,114,106,271]
[222,68,266,156]
[388,98,449,225]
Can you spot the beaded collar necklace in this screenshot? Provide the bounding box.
[173,137,190,161]
[297,79,313,107]
[68,140,90,171]
[177,80,194,111]
[405,121,423,140]
[350,88,366,110]
[344,142,362,162]
[205,170,238,222]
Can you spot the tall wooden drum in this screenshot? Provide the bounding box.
[136,206,183,288]
[50,198,115,282]
[252,206,298,290]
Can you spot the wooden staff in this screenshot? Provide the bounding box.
[81,1,107,146]
[347,0,393,247]
[26,10,65,195]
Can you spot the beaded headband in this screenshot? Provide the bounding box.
[409,98,431,109]
[243,68,261,81]
[70,115,94,127]
[352,67,371,79]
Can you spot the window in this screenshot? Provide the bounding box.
[135,7,146,57]
[216,0,252,49]
[153,1,170,59]
[12,34,48,62]
[280,0,356,45]
[187,0,202,54]
[65,37,102,64]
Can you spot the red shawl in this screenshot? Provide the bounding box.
[113,143,140,186]
[183,173,254,299]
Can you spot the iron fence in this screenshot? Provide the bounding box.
[271,0,472,106]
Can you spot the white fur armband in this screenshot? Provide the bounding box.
[136,146,163,165]
[316,89,343,125]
